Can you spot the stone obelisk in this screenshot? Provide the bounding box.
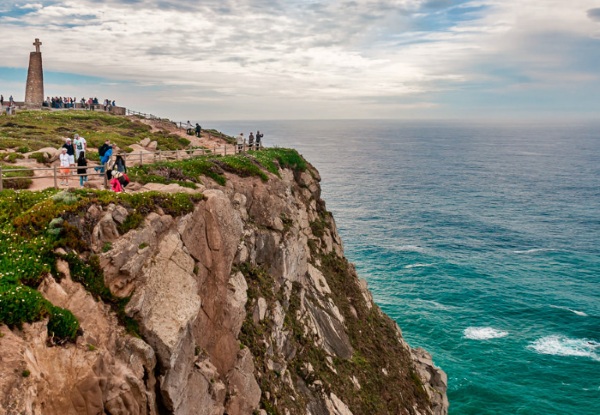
[25,38,44,108]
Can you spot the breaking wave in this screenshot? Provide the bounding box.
[528,336,599,361]
[463,327,509,340]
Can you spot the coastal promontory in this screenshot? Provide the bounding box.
[0,111,447,415]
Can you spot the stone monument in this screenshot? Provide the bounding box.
[24,38,44,107]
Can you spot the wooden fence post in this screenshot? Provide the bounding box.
[53,166,58,189]
[103,164,108,189]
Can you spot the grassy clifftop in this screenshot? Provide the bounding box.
[0,110,191,152]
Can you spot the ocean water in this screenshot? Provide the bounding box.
[208,119,600,414]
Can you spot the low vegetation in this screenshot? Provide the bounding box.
[0,188,204,343]
[129,148,307,187]
[0,110,190,153]
[0,163,34,189]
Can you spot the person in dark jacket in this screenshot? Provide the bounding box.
[255,130,263,150]
[114,154,127,173]
[77,151,88,187]
[95,143,113,174]
[62,138,75,176]
[195,123,201,137]
[98,140,110,158]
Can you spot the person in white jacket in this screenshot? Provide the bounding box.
[237,133,244,153]
[59,148,71,186]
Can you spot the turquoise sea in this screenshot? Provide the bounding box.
[209,119,600,414]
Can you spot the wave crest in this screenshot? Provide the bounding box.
[513,248,557,254]
[404,263,433,269]
[528,336,599,361]
[464,327,509,340]
[550,305,588,317]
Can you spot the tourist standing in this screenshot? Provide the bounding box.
[195,123,201,137]
[59,148,71,186]
[77,151,88,187]
[248,132,255,149]
[98,140,110,159]
[0,95,3,107]
[73,134,87,160]
[95,142,112,173]
[101,144,114,173]
[62,138,75,170]
[186,121,193,135]
[237,133,244,153]
[255,130,263,150]
[113,154,127,173]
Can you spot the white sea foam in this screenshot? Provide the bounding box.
[414,299,451,310]
[404,263,433,269]
[463,327,509,340]
[395,245,427,253]
[528,336,600,361]
[550,305,588,317]
[513,248,557,254]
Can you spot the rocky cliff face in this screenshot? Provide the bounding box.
[0,161,447,415]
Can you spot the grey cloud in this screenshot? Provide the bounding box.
[588,8,600,22]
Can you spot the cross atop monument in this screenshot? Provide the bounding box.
[33,38,42,53]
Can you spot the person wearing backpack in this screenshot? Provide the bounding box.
[96,143,113,174]
[95,140,111,173]
[110,172,124,192]
[115,171,130,189]
[98,140,110,158]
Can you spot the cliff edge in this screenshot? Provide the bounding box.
[0,153,447,414]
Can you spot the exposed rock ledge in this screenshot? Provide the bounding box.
[0,161,447,415]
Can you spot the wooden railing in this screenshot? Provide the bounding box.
[0,165,108,191]
[126,109,162,120]
[0,144,263,191]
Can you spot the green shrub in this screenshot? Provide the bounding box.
[47,306,79,342]
[0,284,48,327]
[29,152,50,164]
[4,153,25,163]
[216,155,268,182]
[0,163,34,190]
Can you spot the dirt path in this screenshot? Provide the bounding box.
[8,117,235,192]
[136,117,235,153]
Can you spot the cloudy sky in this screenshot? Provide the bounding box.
[1,0,599,121]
